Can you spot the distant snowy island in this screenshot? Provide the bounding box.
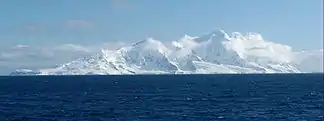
[11,29,323,75]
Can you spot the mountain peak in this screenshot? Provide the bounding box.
[179,35,197,41]
[210,29,227,36]
[194,29,231,43]
[132,37,157,47]
[124,37,171,56]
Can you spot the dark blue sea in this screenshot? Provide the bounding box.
[0,74,323,121]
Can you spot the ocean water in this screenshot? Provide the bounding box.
[0,74,323,121]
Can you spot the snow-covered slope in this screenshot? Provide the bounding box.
[11,29,323,75]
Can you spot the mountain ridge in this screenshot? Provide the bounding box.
[10,29,323,75]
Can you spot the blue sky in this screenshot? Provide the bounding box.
[0,0,322,50]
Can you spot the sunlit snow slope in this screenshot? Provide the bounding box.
[10,30,323,75]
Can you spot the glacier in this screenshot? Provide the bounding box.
[10,29,323,75]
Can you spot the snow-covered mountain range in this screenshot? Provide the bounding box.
[10,30,323,75]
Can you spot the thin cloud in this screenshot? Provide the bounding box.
[53,44,91,53]
[0,42,127,74]
[11,44,29,50]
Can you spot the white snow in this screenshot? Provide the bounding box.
[10,29,323,75]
